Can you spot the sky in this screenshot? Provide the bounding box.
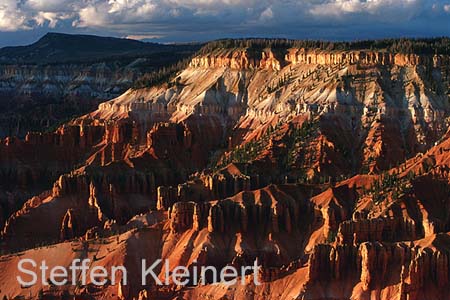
[0,0,449,47]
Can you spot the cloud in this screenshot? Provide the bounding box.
[26,0,74,12]
[73,0,177,28]
[309,0,423,21]
[0,0,449,43]
[34,12,59,28]
[444,4,450,12]
[260,6,274,21]
[0,0,28,31]
[75,4,111,27]
[125,34,165,40]
[107,0,158,20]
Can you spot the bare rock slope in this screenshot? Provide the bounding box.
[0,39,449,300]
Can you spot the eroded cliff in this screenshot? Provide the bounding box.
[0,40,449,300]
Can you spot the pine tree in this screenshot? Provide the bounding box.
[38,289,44,300]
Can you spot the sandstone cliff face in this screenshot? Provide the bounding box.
[1,138,450,300]
[189,48,449,70]
[189,48,288,71]
[1,167,158,250]
[0,124,103,185]
[0,123,105,230]
[0,63,138,138]
[286,49,448,67]
[88,46,450,180]
[0,100,229,240]
[0,32,200,138]
[165,184,317,244]
[0,43,449,300]
[0,63,137,99]
[336,216,417,245]
[302,239,450,299]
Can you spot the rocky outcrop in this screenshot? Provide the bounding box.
[0,123,105,227]
[0,40,450,300]
[0,123,104,191]
[406,247,450,292]
[190,48,449,71]
[358,242,390,291]
[167,185,315,235]
[202,172,253,199]
[1,168,158,249]
[0,123,104,170]
[359,242,450,295]
[52,173,90,198]
[147,122,192,157]
[189,49,263,70]
[157,184,194,211]
[104,120,135,144]
[189,48,286,71]
[169,201,196,233]
[337,217,418,245]
[0,33,200,137]
[258,258,304,282]
[88,182,104,222]
[307,244,357,281]
[286,49,449,67]
[0,63,137,99]
[60,209,78,240]
[86,42,450,183]
[304,240,450,298]
[157,167,268,211]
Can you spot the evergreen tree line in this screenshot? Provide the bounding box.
[198,37,450,55]
[132,37,450,89]
[132,56,193,89]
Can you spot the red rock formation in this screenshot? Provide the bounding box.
[1,42,450,300]
[190,48,449,70]
[169,202,195,233]
[337,217,417,245]
[165,184,315,237]
[302,238,450,299]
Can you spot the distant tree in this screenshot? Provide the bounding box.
[37,289,44,300]
[196,37,450,55]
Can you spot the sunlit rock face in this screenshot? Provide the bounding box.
[0,41,449,300]
[90,46,449,176]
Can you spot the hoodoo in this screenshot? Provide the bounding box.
[0,37,449,300]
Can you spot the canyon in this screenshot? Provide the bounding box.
[0,33,199,138]
[0,37,449,300]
